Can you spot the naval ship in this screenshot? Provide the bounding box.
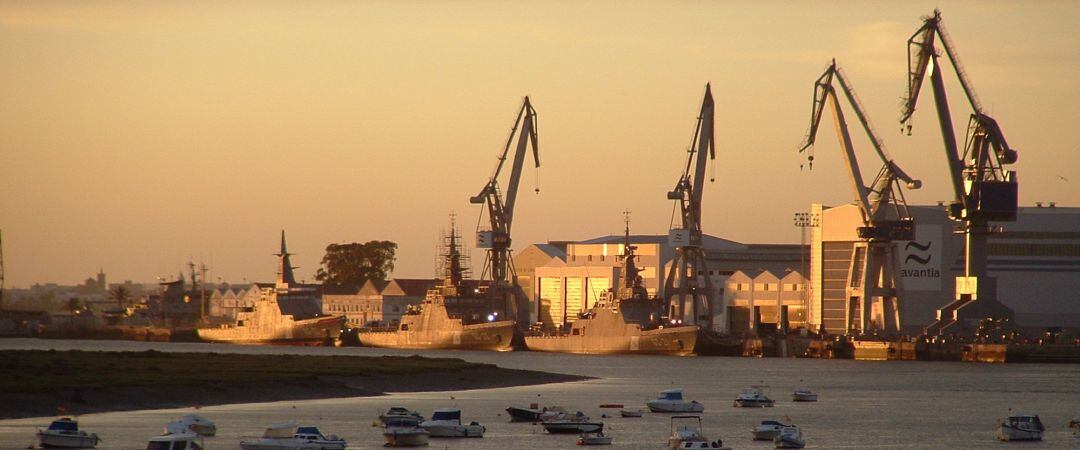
[197,231,343,346]
[359,222,516,351]
[524,224,698,355]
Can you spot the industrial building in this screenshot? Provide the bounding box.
[810,203,1080,334]
[516,234,804,331]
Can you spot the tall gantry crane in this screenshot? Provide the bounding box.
[470,97,540,328]
[799,60,922,335]
[664,84,717,330]
[900,10,1018,335]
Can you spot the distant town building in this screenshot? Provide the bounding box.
[380,279,437,324]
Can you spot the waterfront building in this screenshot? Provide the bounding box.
[723,270,808,334]
[380,278,437,324]
[810,203,1080,334]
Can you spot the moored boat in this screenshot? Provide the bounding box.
[506,403,544,422]
[996,413,1045,441]
[240,423,346,450]
[667,415,730,450]
[420,408,485,438]
[145,431,203,450]
[576,431,613,445]
[792,387,818,402]
[382,417,430,447]
[37,418,99,449]
[379,407,424,425]
[752,420,790,441]
[542,411,604,434]
[648,389,705,413]
[774,426,805,449]
[734,387,775,407]
[164,414,216,437]
[619,409,643,418]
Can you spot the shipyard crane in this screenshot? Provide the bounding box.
[799,59,922,335]
[663,84,717,330]
[899,10,1018,335]
[470,97,539,328]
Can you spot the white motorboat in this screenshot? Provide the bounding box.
[996,414,1045,441]
[648,389,705,413]
[240,423,347,450]
[734,387,775,407]
[382,417,430,448]
[752,420,790,440]
[37,417,100,449]
[542,411,604,434]
[380,407,424,425]
[667,415,730,450]
[145,431,204,450]
[164,414,217,437]
[420,408,485,438]
[792,387,818,402]
[619,409,643,418]
[577,430,613,445]
[774,426,805,449]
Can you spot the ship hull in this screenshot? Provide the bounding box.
[360,320,515,351]
[197,316,341,345]
[525,325,698,355]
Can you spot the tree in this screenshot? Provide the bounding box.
[109,285,132,311]
[315,240,397,286]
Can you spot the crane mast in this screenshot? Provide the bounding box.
[470,97,539,327]
[663,84,717,330]
[899,10,1018,335]
[799,60,921,335]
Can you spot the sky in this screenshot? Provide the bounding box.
[1,1,1078,287]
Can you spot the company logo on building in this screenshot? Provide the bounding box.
[899,225,942,290]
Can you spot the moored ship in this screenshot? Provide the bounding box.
[359,220,516,351]
[524,221,698,355]
[197,231,343,346]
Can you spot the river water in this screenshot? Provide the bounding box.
[0,338,1077,449]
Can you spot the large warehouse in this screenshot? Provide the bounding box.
[810,203,1080,334]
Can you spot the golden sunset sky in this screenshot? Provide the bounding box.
[1,1,1078,286]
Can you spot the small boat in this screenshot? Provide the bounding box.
[619,409,643,418]
[382,417,430,447]
[576,430,613,445]
[420,408,485,438]
[380,407,425,425]
[542,411,604,434]
[996,414,1045,441]
[506,403,544,422]
[145,431,204,450]
[37,418,100,449]
[164,414,217,437]
[752,420,790,441]
[792,387,818,402]
[240,423,347,450]
[667,415,730,450]
[648,389,705,413]
[734,387,775,407]
[774,426,805,449]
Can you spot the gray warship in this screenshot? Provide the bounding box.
[524,221,698,355]
[359,221,516,351]
[197,231,343,346]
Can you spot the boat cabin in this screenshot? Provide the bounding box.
[46,418,80,433]
[658,389,685,401]
[430,409,462,423]
[1004,415,1046,431]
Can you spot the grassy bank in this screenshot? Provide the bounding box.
[1,350,587,418]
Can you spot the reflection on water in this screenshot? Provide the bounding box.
[1,338,1077,449]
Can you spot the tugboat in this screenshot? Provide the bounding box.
[359,219,516,351]
[524,217,698,355]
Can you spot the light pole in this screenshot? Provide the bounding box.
[793,212,820,332]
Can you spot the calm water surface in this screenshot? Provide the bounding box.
[1,338,1077,449]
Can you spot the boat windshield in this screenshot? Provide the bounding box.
[659,390,684,401]
[384,417,420,427]
[295,427,321,436]
[762,421,784,426]
[431,410,461,421]
[48,420,78,432]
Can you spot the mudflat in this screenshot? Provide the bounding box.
[0,349,589,419]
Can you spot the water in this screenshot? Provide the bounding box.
[1,338,1077,449]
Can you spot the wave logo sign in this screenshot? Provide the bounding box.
[905,241,932,265]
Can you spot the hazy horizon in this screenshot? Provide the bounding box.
[2,1,1078,288]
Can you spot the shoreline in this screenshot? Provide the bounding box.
[1,350,591,420]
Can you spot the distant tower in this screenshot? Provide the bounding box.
[96,268,106,292]
[275,230,298,289]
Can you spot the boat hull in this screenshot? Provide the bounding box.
[526,324,697,355]
[239,440,346,450]
[753,429,781,441]
[506,407,542,422]
[734,399,774,408]
[197,316,341,345]
[383,429,430,447]
[361,320,515,351]
[792,393,818,402]
[542,422,604,434]
[38,433,98,449]
[422,424,485,438]
[647,402,705,413]
[996,426,1043,441]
